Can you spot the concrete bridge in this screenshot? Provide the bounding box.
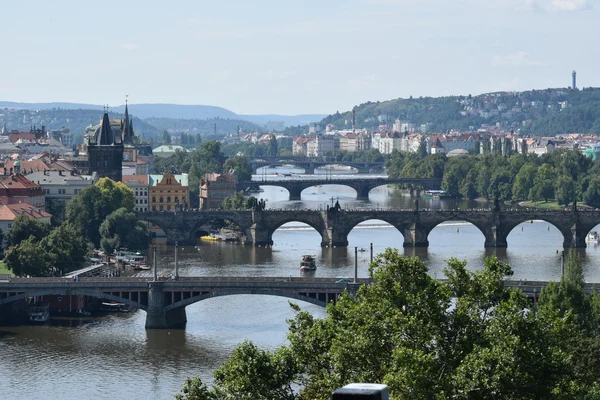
[140,208,600,248]
[0,277,366,329]
[238,177,442,201]
[249,156,385,174]
[0,277,591,329]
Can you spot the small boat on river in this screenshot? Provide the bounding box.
[586,231,600,244]
[28,303,50,323]
[300,255,317,271]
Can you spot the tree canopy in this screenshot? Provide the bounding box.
[66,178,135,246]
[99,207,150,254]
[175,249,600,399]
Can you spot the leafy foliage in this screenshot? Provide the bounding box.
[99,208,150,254]
[5,214,52,248]
[176,250,600,399]
[66,178,135,246]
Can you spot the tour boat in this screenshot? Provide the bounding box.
[28,303,50,323]
[586,231,600,244]
[300,255,317,271]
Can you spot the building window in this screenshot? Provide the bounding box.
[152,196,156,202]
[167,205,171,210]
[152,206,156,211]
[159,197,163,203]
[175,197,179,203]
[159,205,163,211]
[144,199,147,204]
[167,196,171,203]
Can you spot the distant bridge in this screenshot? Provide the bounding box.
[0,277,367,329]
[0,277,585,329]
[237,177,442,200]
[140,208,600,249]
[248,156,385,174]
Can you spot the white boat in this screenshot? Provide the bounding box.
[586,231,600,244]
[300,255,317,271]
[28,303,50,323]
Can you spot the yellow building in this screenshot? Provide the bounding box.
[149,173,189,212]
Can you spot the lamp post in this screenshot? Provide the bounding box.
[175,241,179,280]
[354,246,358,284]
[153,245,157,281]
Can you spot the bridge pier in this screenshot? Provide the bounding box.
[322,227,349,247]
[246,224,273,246]
[288,186,303,201]
[403,224,429,247]
[145,282,187,329]
[304,165,315,175]
[165,228,195,246]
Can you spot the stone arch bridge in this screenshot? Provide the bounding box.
[238,177,442,200]
[140,209,600,248]
[0,277,365,329]
[249,156,385,174]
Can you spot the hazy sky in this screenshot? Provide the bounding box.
[0,0,597,115]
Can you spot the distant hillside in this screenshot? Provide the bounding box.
[0,108,160,144]
[319,87,600,135]
[144,117,262,135]
[0,101,325,128]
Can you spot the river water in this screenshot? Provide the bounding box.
[3,167,600,400]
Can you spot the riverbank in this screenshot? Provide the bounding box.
[0,261,13,276]
[518,200,590,210]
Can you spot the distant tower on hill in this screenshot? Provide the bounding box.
[572,70,577,90]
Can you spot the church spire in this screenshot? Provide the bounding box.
[122,95,133,144]
[97,106,115,145]
[1,120,7,136]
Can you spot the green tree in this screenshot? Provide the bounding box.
[99,208,149,253]
[162,130,171,145]
[268,134,278,157]
[5,214,52,248]
[583,176,600,208]
[512,163,536,200]
[459,168,478,199]
[555,175,576,207]
[530,163,556,202]
[223,156,252,183]
[220,192,247,210]
[5,236,50,276]
[66,178,135,246]
[40,223,92,274]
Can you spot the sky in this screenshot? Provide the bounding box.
[0,0,598,115]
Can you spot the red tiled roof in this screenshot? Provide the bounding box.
[0,203,51,221]
[122,174,149,185]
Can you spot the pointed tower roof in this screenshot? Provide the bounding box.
[1,121,7,135]
[96,110,115,145]
[121,100,134,144]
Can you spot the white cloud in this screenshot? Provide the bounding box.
[526,0,593,11]
[492,51,544,66]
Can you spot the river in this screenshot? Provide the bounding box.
[2,167,600,399]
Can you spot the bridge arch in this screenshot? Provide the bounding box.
[165,290,331,311]
[502,217,574,248]
[420,217,494,248]
[267,218,327,246]
[0,288,146,310]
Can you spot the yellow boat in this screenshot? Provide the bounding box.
[200,235,221,241]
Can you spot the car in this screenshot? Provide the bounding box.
[335,278,352,283]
